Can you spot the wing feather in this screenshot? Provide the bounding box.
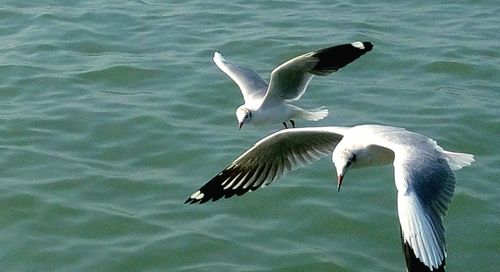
[362,125,467,271]
[185,127,345,204]
[394,147,455,270]
[213,52,268,106]
[262,42,373,105]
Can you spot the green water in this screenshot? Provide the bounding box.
[0,1,498,271]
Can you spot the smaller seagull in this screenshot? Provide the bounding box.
[185,125,474,272]
[213,42,373,129]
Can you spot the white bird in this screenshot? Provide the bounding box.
[185,124,474,272]
[213,42,373,129]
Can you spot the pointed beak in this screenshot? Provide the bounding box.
[337,175,343,192]
[238,122,243,130]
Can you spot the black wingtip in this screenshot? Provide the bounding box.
[184,194,217,205]
[400,227,445,272]
[184,196,209,205]
[184,193,205,205]
[350,41,373,53]
[362,41,374,51]
[311,41,374,75]
[184,189,204,204]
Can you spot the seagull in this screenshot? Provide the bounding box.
[185,124,474,272]
[213,42,373,129]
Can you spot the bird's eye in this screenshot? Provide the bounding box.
[345,161,352,168]
[346,154,356,168]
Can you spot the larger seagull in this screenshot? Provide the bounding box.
[213,42,373,129]
[185,125,474,272]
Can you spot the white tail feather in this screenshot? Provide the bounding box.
[301,106,329,121]
[443,150,475,170]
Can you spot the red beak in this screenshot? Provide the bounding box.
[337,175,343,192]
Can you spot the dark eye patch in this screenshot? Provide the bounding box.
[346,154,356,168]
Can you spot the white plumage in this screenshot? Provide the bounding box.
[213,42,373,129]
[186,124,474,271]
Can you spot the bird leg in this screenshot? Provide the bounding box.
[282,122,288,129]
[290,120,295,128]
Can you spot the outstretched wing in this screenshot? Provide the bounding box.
[346,124,472,271]
[213,51,268,107]
[389,137,456,271]
[262,41,373,106]
[185,127,347,204]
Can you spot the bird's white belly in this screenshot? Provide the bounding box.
[251,105,289,125]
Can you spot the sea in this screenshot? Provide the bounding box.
[0,1,498,271]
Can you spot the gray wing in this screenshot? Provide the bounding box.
[361,125,463,270]
[262,42,373,105]
[213,51,268,106]
[393,140,456,270]
[185,127,346,204]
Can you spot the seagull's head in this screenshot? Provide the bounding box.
[236,106,252,130]
[332,148,357,192]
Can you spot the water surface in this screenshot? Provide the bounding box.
[0,1,498,271]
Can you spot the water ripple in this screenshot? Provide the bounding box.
[0,1,498,272]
